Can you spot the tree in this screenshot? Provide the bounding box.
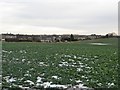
[70,34,74,41]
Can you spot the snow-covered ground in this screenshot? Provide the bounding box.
[89,43,111,45]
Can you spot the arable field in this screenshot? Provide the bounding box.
[2,38,118,89]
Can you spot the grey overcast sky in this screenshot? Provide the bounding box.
[0,0,119,35]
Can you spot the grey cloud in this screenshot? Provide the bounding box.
[0,0,118,34]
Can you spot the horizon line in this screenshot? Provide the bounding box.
[1,32,117,36]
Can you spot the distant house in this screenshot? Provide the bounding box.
[61,35,70,42]
[87,34,101,40]
[107,32,117,37]
[104,32,118,38]
[55,36,62,42]
[77,35,87,40]
[2,34,17,42]
[2,34,16,39]
[32,35,42,42]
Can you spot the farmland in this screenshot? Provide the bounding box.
[2,38,118,89]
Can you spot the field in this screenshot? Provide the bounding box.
[2,38,118,89]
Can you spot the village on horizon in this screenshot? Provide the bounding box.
[0,32,118,42]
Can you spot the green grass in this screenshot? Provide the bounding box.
[2,38,118,88]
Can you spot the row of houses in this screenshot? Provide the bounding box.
[0,34,103,42]
[1,33,118,42]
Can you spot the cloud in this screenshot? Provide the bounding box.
[1,24,87,35]
[0,1,25,19]
[0,0,118,35]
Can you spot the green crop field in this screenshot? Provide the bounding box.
[2,38,118,89]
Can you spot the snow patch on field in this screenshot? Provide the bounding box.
[3,76,16,83]
[59,61,69,67]
[24,80,34,85]
[90,43,111,45]
[73,84,89,89]
[77,68,83,72]
[19,50,27,54]
[37,81,68,89]
[52,76,59,79]
[36,76,42,83]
